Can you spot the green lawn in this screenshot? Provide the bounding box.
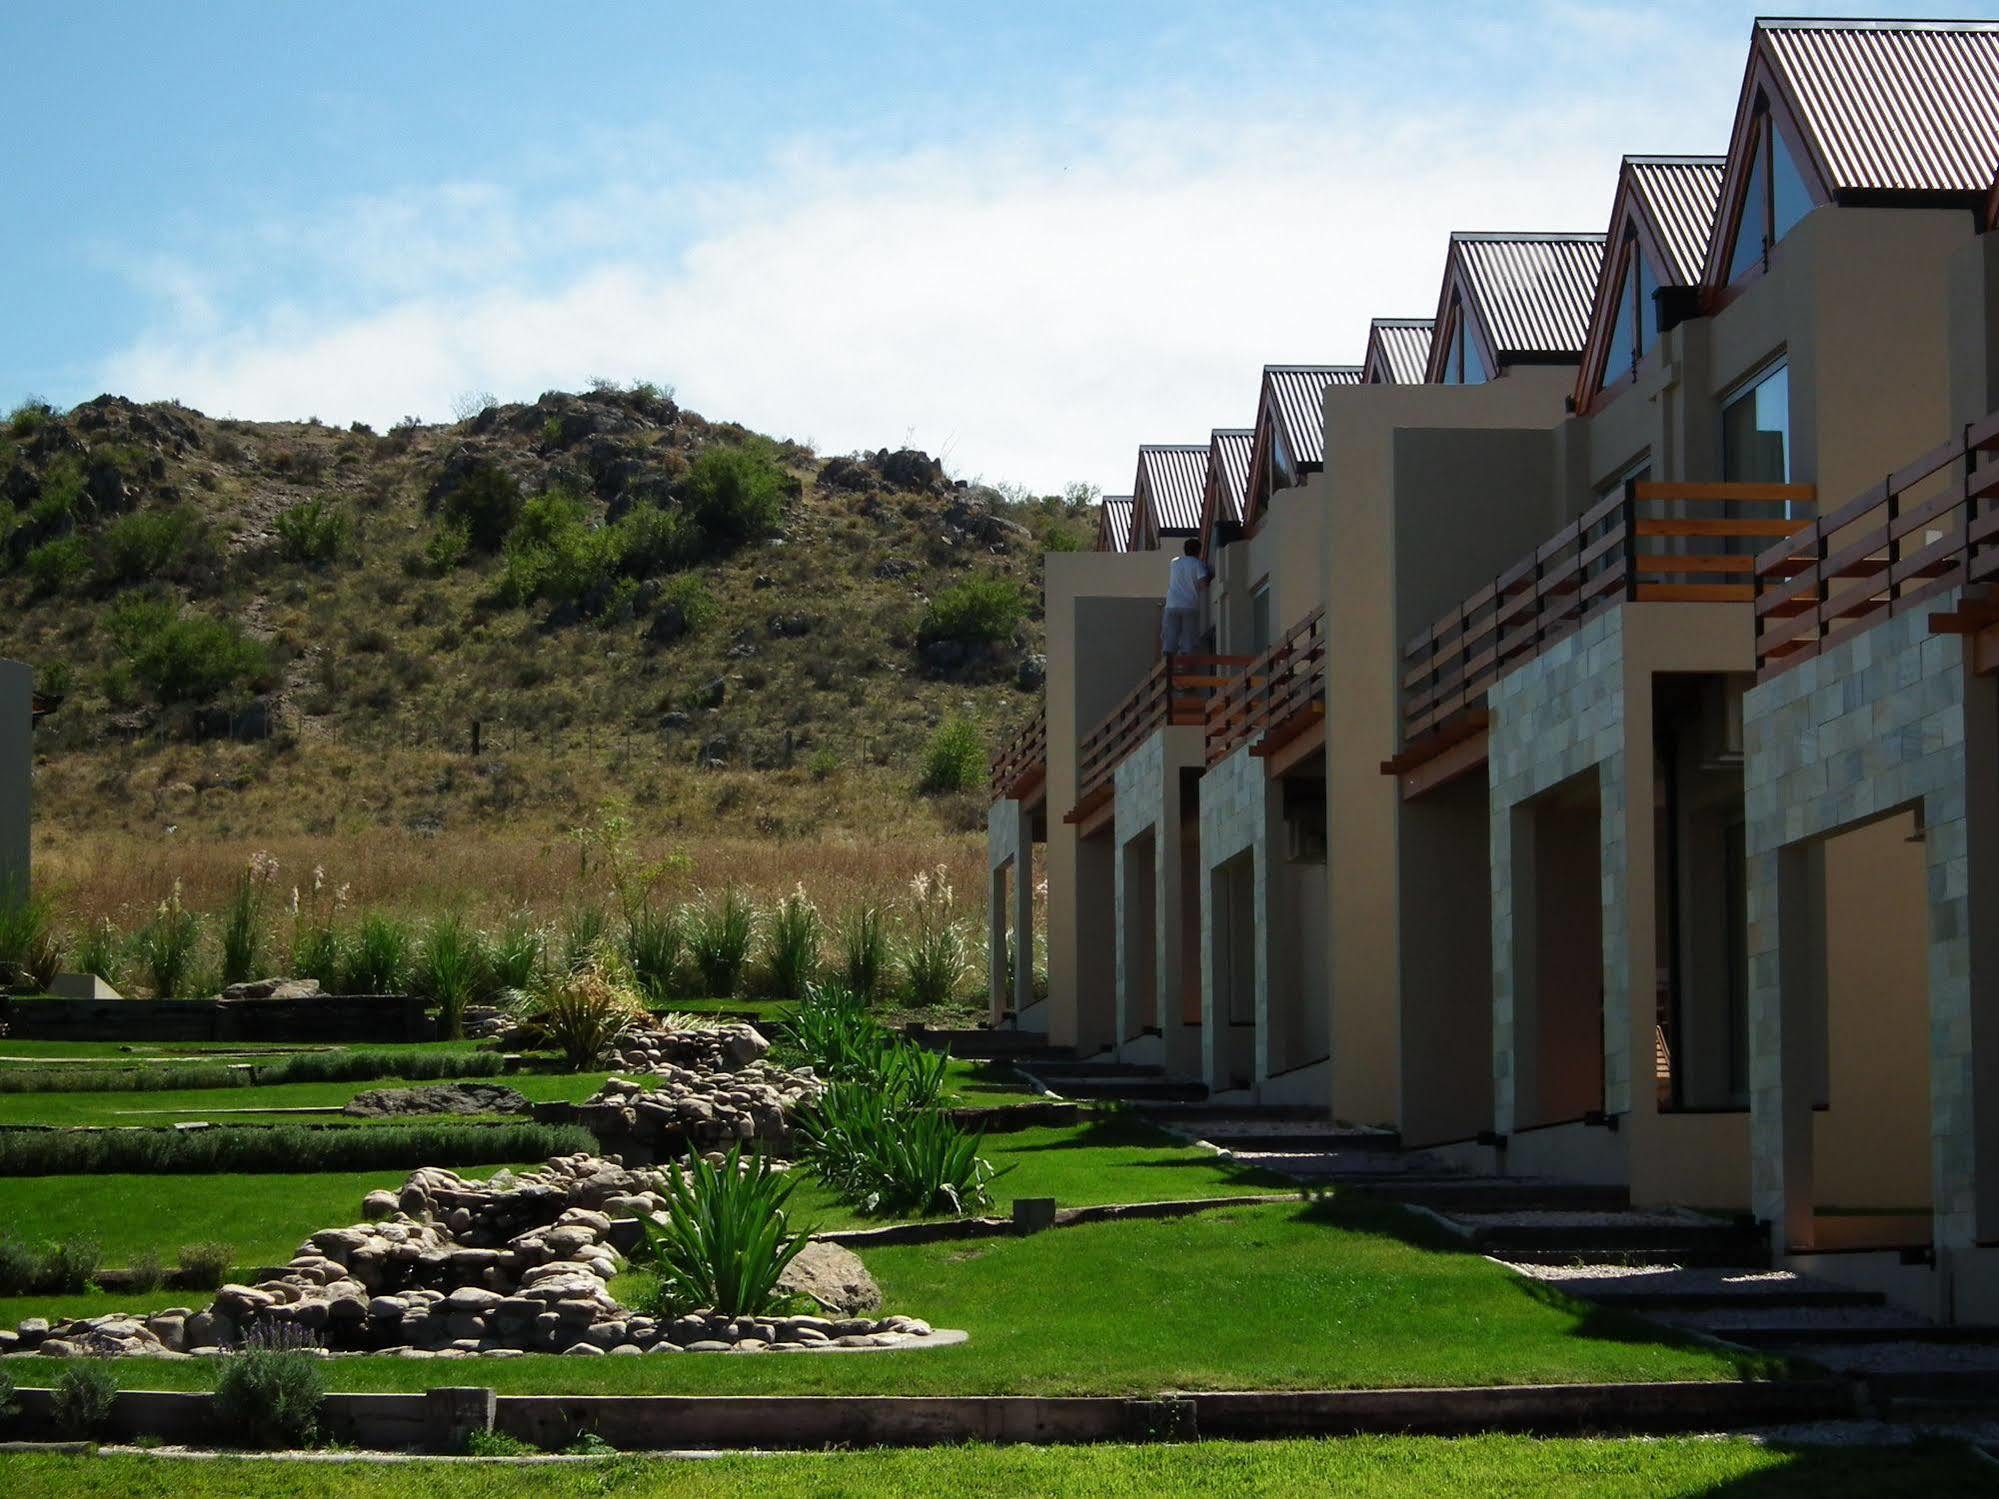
[12,1200,1792,1395]
[4,1440,1991,1499]
[0,1072,609,1127]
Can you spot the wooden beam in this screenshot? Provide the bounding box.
[1258,713,1326,780]
[1399,729,1489,800]
[1073,795,1116,841]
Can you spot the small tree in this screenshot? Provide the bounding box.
[918,578,1025,647]
[682,443,787,549]
[919,715,985,794]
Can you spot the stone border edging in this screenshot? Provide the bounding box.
[1,1378,1860,1450]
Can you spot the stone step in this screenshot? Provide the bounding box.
[1467,1221,1761,1251]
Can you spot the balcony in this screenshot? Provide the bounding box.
[989,707,1048,807]
[1064,653,1250,828]
[1756,412,1999,677]
[1206,608,1326,772]
[1388,480,1814,791]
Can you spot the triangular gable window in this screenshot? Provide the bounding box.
[1598,232,1660,392]
[1725,103,1817,283]
[1438,296,1488,385]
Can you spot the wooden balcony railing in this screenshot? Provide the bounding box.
[1755,411,1999,677]
[989,707,1048,803]
[1398,481,1815,750]
[1206,609,1326,766]
[1065,653,1251,824]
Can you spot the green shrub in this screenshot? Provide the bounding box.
[761,887,822,1001]
[178,1241,235,1290]
[439,460,523,550]
[213,1348,326,1448]
[464,1429,539,1456]
[414,914,487,1038]
[23,535,89,593]
[98,507,205,585]
[274,498,349,564]
[635,1145,813,1318]
[6,397,54,439]
[486,914,546,993]
[622,905,685,1006]
[70,917,123,991]
[682,442,787,550]
[655,574,716,633]
[338,913,413,994]
[616,503,698,574]
[0,1047,504,1095]
[0,878,60,990]
[0,1365,16,1430]
[901,863,970,1006]
[798,1083,1000,1217]
[106,598,269,705]
[838,898,894,1001]
[687,888,756,996]
[918,715,986,794]
[423,520,471,572]
[509,957,644,1070]
[219,853,279,987]
[0,1121,592,1176]
[51,1360,120,1440]
[126,1249,166,1294]
[918,577,1025,646]
[132,884,202,998]
[31,453,85,528]
[807,746,840,781]
[0,1233,103,1294]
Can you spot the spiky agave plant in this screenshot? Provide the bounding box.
[637,1145,813,1318]
[510,957,645,1070]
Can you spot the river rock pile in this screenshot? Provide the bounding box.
[0,1154,937,1359]
[598,1021,772,1073]
[575,1065,822,1163]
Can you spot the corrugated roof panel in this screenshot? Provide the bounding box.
[1626,157,1725,284]
[1208,429,1254,526]
[1136,445,1208,535]
[1762,19,1999,196]
[1096,496,1132,553]
[1367,319,1434,385]
[1453,234,1606,358]
[1263,365,1362,468]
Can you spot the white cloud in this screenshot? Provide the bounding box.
[99,9,1754,491]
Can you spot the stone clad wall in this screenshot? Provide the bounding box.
[1112,730,1168,1048]
[986,796,1034,1024]
[1199,743,1270,1086]
[1742,593,1979,1248]
[1487,609,1632,1131]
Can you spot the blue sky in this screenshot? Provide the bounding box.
[4,1,1993,489]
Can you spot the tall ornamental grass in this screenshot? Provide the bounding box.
[415,914,487,1038]
[900,864,970,1008]
[837,895,893,1003]
[219,851,280,986]
[132,883,202,998]
[761,885,822,1001]
[687,887,756,996]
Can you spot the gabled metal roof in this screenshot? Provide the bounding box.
[1096,496,1133,553]
[1758,18,1999,197]
[1445,233,1606,362]
[1364,319,1435,385]
[1260,365,1362,470]
[1626,156,1726,285]
[1207,429,1254,528]
[1132,444,1208,542]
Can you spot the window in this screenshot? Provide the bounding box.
[1438,298,1488,385]
[1250,581,1272,656]
[1725,104,1816,284]
[1721,363,1790,484]
[1600,236,1663,393]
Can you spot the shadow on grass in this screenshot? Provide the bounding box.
[1279,1193,1809,1384]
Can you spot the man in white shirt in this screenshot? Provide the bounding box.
[1160,537,1211,657]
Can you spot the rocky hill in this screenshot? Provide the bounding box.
[2,387,1090,842]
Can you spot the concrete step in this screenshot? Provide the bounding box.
[1577,1285,1886,1311]
[1134,1103,1334,1124]
[1019,1060,1167,1079]
[1718,1324,1999,1346]
[1496,1245,1770,1269]
[1353,1179,1631,1212]
[907,1028,1076,1062]
[1468,1221,1762,1252]
[1046,1079,1209,1103]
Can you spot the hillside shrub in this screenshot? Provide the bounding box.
[682,442,787,549]
[274,498,349,564]
[423,520,471,573]
[616,502,698,574]
[654,575,715,635]
[23,535,88,593]
[213,1348,326,1448]
[635,1145,812,1318]
[0,1121,591,1176]
[918,715,985,794]
[31,453,85,528]
[5,397,54,439]
[51,1361,119,1440]
[106,598,269,705]
[918,577,1025,646]
[440,461,523,550]
[97,506,206,586]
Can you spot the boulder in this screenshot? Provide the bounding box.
[776,1241,882,1315]
[343,1083,532,1118]
[220,978,323,1000]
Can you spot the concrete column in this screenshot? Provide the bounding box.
[1013,839,1035,1020]
[1751,842,1823,1253]
[0,660,28,901]
[988,859,1009,1026]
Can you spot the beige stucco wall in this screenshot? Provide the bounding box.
[0,660,28,901]
[1042,552,1177,1051]
[1320,369,1573,1136]
[1212,470,1331,654]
